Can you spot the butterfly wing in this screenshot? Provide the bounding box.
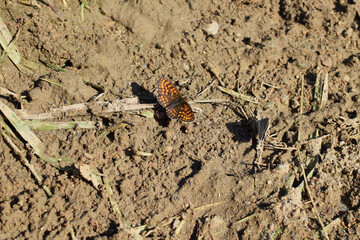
[258,117,270,141]
[165,105,179,120]
[175,101,195,122]
[157,76,195,122]
[157,77,182,108]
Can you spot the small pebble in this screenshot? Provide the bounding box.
[233,32,241,42]
[203,21,219,35]
[182,61,190,72]
[321,57,332,67]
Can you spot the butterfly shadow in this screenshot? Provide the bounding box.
[226,119,257,155]
[131,82,156,104]
[130,82,171,127]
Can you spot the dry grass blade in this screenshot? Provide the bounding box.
[103,176,144,239]
[313,71,321,111]
[135,151,153,157]
[312,70,328,111]
[297,75,305,143]
[0,119,17,138]
[174,218,186,236]
[325,216,344,234]
[300,159,329,240]
[0,99,60,163]
[297,134,323,191]
[232,213,257,226]
[70,226,78,240]
[313,217,342,239]
[0,16,38,74]
[0,100,44,152]
[25,120,98,130]
[19,0,41,8]
[40,60,67,72]
[320,71,328,110]
[38,77,64,87]
[0,87,20,99]
[196,78,216,97]
[0,128,52,196]
[191,99,230,104]
[296,155,317,191]
[61,0,67,8]
[218,86,258,104]
[300,75,304,116]
[264,144,296,151]
[15,98,154,120]
[262,81,281,89]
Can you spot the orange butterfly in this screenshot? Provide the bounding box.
[157,77,195,122]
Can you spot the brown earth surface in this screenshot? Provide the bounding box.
[1,0,360,239]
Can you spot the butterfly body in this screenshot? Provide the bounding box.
[157,77,195,122]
